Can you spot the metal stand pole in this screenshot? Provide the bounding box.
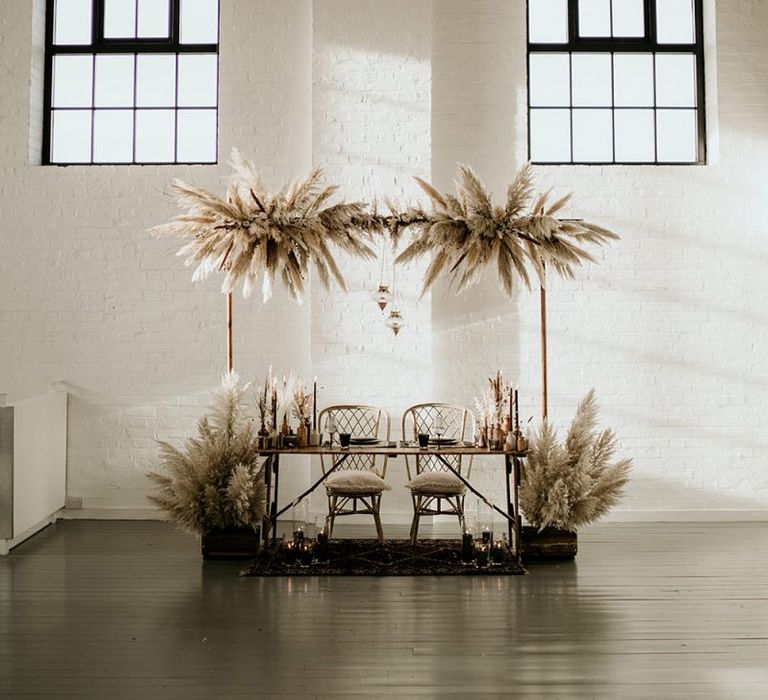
[225,292,233,373]
[540,283,548,420]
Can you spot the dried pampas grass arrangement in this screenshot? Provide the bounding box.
[395,163,619,296]
[147,373,266,535]
[519,389,632,532]
[151,149,377,303]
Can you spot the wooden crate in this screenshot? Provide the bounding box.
[201,526,261,559]
[522,526,577,561]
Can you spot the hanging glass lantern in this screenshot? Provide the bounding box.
[372,283,393,311]
[385,310,405,336]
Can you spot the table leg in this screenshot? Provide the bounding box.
[271,453,280,543]
[513,454,522,564]
[505,453,514,549]
[262,454,274,546]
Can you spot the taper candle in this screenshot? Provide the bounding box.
[312,377,317,431]
[514,388,519,431]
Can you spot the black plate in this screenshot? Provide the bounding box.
[350,437,381,445]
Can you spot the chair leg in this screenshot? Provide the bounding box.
[372,495,385,544]
[327,495,336,539]
[410,497,422,545]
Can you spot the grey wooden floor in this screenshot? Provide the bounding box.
[1,521,767,699]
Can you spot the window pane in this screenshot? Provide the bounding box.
[530,109,571,162]
[613,54,653,106]
[612,0,645,37]
[656,0,695,44]
[529,53,570,107]
[51,110,91,163]
[180,0,219,44]
[54,0,92,45]
[528,0,568,43]
[614,109,654,161]
[572,53,612,106]
[137,0,170,38]
[177,109,217,162]
[136,55,176,107]
[93,110,133,162]
[135,109,175,162]
[104,0,136,38]
[656,54,696,107]
[94,55,134,108]
[578,0,610,36]
[52,55,93,108]
[572,109,613,162]
[657,109,697,162]
[177,55,218,107]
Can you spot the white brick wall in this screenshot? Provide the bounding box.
[0,0,314,509]
[311,0,433,518]
[0,0,766,521]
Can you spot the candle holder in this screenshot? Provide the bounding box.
[491,539,505,565]
[474,542,490,568]
[283,540,297,565]
[298,541,314,567]
[315,527,329,562]
[461,529,475,565]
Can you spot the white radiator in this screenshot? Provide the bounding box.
[0,385,67,554]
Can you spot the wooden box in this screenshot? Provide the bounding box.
[201,526,261,559]
[522,525,577,561]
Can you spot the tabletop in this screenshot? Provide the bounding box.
[258,444,528,457]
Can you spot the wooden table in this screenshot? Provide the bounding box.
[258,445,527,563]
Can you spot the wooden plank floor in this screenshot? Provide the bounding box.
[1,520,767,699]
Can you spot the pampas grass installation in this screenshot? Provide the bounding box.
[152,152,618,306]
[151,149,377,303]
[147,373,266,535]
[519,389,632,532]
[395,163,619,296]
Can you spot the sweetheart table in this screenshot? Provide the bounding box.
[257,445,527,563]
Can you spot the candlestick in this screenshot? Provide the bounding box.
[509,387,513,425]
[312,378,317,431]
[514,388,519,433]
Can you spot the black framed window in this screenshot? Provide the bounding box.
[43,0,220,165]
[527,0,705,164]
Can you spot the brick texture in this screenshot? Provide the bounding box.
[1,0,766,519]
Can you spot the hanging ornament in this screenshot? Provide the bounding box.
[385,310,404,336]
[373,283,393,311]
[373,236,392,311]
[384,244,404,336]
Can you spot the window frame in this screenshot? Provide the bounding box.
[527,0,706,165]
[42,0,220,166]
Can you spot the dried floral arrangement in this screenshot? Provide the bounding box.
[147,373,266,535]
[395,163,619,296]
[292,382,313,426]
[152,151,618,307]
[151,150,377,302]
[519,390,632,532]
[254,367,313,434]
[474,369,512,428]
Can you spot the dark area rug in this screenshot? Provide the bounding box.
[240,539,526,576]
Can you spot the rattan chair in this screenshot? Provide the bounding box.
[318,405,391,543]
[402,403,473,544]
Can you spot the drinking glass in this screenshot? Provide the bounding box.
[325,414,337,446]
[433,415,446,448]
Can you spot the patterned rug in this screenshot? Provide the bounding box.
[240,539,526,576]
